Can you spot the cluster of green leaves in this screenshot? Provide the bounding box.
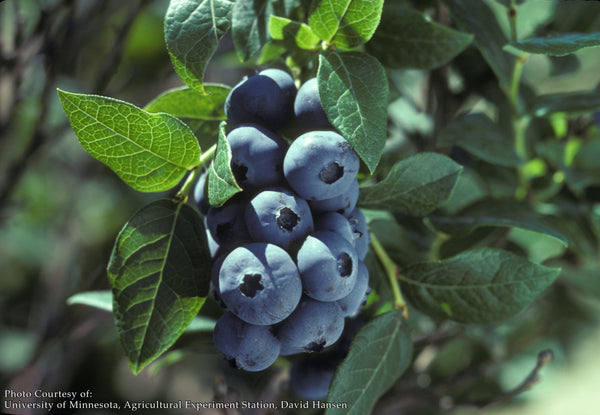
[60,0,600,412]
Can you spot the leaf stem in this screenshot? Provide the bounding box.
[370,233,407,317]
[199,143,217,166]
[510,58,525,116]
[508,0,518,43]
[429,232,450,262]
[506,1,532,201]
[174,143,217,203]
[467,349,554,408]
[511,59,530,200]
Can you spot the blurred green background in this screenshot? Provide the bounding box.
[1,1,600,414]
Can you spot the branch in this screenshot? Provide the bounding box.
[470,349,555,408]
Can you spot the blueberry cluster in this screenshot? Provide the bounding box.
[195,69,371,372]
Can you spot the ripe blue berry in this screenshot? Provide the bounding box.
[226,124,288,191]
[289,355,343,400]
[283,130,359,201]
[225,73,293,130]
[213,311,281,372]
[336,260,370,317]
[211,254,226,303]
[294,78,332,131]
[259,68,297,109]
[276,297,345,356]
[314,211,356,245]
[296,231,359,302]
[245,188,314,250]
[346,208,370,260]
[219,243,302,325]
[205,200,251,251]
[204,217,222,259]
[193,170,210,215]
[309,177,359,215]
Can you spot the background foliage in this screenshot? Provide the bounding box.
[1,0,600,414]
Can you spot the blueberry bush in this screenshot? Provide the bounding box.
[45,0,600,412]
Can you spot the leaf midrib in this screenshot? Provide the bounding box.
[361,168,460,204]
[319,0,352,42]
[62,93,189,170]
[398,268,556,290]
[330,312,403,414]
[133,203,182,371]
[328,53,386,132]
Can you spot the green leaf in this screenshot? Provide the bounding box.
[57,89,201,192]
[429,198,568,246]
[369,217,429,268]
[67,291,113,312]
[207,121,242,207]
[228,0,299,61]
[185,315,217,332]
[165,0,235,93]
[308,0,384,49]
[509,228,566,264]
[438,113,521,167]
[509,32,600,57]
[358,153,462,216]
[326,310,412,415]
[66,290,216,332]
[363,250,394,306]
[231,0,272,61]
[144,84,229,120]
[531,91,600,117]
[107,199,211,374]
[144,85,228,152]
[438,228,503,261]
[492,0,556,41]
[400,247,561,323]
[573,136,600,171]
[269,15,321,50]
[318,51,388,173]
[442,0,515,88]
[256,41,287,64]
[366,4,473,70]
[440,167,487,215]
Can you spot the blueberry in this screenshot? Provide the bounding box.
[225,73,293,130]
[213,311,281,372]
[346,208,370,260]
[289,355,343,400]
[332,314,369,355]
[336,260,370,317]
[245,188,314,250]
[294,78,332,131]
[283,130,359,201]
[211,254,227,303]
[203,216,223,259]
[206,200,251,251]
[296,230,359,302]
[276,297,345,356]
[314,212,355,245]
[309,177,359,215]
[226,124,288,191]
[259,68,297,109]
[219,243,302,325]
[193,170,210,215]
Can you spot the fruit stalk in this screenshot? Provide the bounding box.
[370,233,407,316]
[174,143,217,203]
[505,3,532,200]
